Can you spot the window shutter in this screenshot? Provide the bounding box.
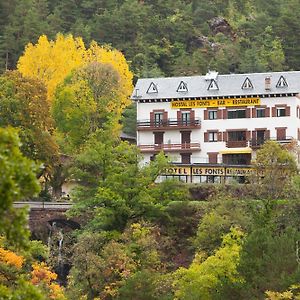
[218,132,222,141]
[204,110,208,120]
[208,152,218,164]
[246,131,251,140]
[246,108,251,118]
[286,106,290,116]
[265,107,270,117]
[217,109,222,119]
[223,109,227,119]
[177,110,181,121]
[190,110,195,121]
[150,112,154,126]
[272,107,276,117]
[163,111,168,121]
[204,132,209,142]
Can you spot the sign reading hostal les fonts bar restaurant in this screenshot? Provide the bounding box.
[170,97,260,109]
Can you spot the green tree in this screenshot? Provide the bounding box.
[173,227,244,300]
[0,127,40,247]
[0,71,59,179]
[253,140,298,199]
[69,127,170,232]
[193,197,251,255]
[53,62,130,150]
[1,0,50,70]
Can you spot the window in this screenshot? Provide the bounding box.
[208,132,218,142]
[276,107,286,117]
[256,108,265,118]
[154,132,164,145]
[181,111,191,125]
[228,131,246,141]
[228,109,246,119]
[181,153,191,164]
[208,110,217,120]
[154,112,163,126]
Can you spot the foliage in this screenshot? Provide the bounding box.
[0,70,59,170]
[17,33,133,103]
[193,196,251,254]
[265,285,300,299]
[31,262,66,300]
[67,222,166,300]
[52,62,126,149]
[3,0,300,76]
[0,246,66,300]
[173,227,244,300]
[252,140,298,199]
[69,127,170,232]
[0,127,40,247]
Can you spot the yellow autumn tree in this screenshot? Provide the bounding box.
[0,247,24,270]
[17,34,133,108]
[31,262,66,300]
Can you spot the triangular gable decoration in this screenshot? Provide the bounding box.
[177,81,188,92]
[147,82,158,94]
[276,76,288,88]
[207,79,219,91]
[241,77,253,89]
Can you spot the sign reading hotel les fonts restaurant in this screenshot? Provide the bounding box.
[171,97,260,109]
[165,166,255,177]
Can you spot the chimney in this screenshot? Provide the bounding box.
[265,76,271,90]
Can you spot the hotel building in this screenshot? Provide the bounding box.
[132,71,300,183]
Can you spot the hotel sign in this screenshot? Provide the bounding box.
[170,97,260,109]
[165,166,255,177]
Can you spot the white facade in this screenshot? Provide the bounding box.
[133,71,300,181]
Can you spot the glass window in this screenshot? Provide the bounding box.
[256,108,265,118]
[228,131,246,141]
[276,107,286,117]
[228,109,246,119]
[208,110,217,120]
[154,112,163,125]
[181,111,191,125]
[208,132,218,142]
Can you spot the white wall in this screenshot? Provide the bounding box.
[136,96,300,164]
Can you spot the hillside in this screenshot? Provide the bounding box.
[0,0,299,78]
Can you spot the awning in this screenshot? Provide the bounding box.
[219,148,252,154]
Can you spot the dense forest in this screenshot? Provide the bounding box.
[1,1,300,299]
[0,0,300,78]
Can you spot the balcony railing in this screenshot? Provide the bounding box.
[138,142,201,153]
[250,136,293,148]
[226,140,249,148]
[137,119,201,131]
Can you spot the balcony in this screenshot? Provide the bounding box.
[137,119,201,131]
[250,136,293,148]
[226,140,249,148]
[138,142,201,153]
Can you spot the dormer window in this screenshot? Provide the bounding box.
[147,82,158,94]
[241,77,253,89]
[207,79,219,91]
[177,81,188,92]
[276,76,288,88]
